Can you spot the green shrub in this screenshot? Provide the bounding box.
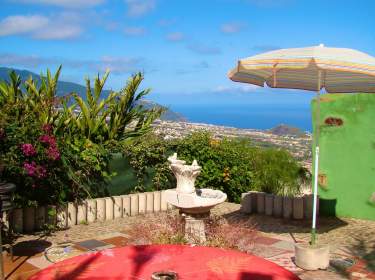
[251,148,310,196]
[173,133,256,202]
[123,133,175,192]
[124,132,310,202]
[0,67,162,207]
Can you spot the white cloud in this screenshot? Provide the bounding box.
[0,13,83,40]
[0,53,144,74]
[220,22,245,34]
[12,0,105,8]
[125,0,156,17]
[96,56,144,74]
[0,53,48,67]
[124,26,145,36]
[0,15,49,36]
[166,32,184,42]
[33,25,82,40]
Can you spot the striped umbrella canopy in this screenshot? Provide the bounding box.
[228,44,375,245]
[228,44,375,92]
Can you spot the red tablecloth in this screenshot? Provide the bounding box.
[30,244,300,280]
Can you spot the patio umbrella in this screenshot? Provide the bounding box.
[228,44,375,245]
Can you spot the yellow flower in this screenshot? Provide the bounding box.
[209,139,220,147]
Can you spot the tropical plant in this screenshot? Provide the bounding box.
[0,67,162,206]
[70,72,163,146]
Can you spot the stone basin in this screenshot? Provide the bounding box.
[165,188,227,214]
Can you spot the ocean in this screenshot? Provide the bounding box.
[169,103,312,132]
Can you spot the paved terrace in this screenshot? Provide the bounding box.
[3,203,375,280]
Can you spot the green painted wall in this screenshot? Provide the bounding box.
[312,93,375,221]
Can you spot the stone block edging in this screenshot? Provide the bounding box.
[240,191,317,220]
[9,190,173,233]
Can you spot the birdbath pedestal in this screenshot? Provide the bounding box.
[166,154,227,243]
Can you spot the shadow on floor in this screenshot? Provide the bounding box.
[221,210,348,235]
[12,239,52,257]
[5,239,52,280]
[348,237,375,272]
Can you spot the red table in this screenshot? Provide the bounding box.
[30,244,300,280]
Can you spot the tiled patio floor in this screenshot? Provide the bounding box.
[3,202,375,280]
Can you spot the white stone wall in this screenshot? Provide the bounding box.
[9,190,173,233]
[241,191,316,220]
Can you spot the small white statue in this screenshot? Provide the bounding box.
[168,153,201,194]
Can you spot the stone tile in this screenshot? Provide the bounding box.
[93,244,115,251]
[251,244,289,258]
[297,270,346,280]
[97,231,130,240]
[3,252,42,278]
[272,240,295,251]
[72,244,89,252]
[44,245,87,263]
[4,258,39,279]
[74,239,110,251]
[266,252,302,273]
[7,268,40,280]
[7,202,375,280]
[352,271,370,278]
[26,256,52,269]
[255,236,281,245]
[101,236,129,248]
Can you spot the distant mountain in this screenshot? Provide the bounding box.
[140,100,187,122]
[0,67,186,122]
[0,67,91,98]
[268,124,306,137]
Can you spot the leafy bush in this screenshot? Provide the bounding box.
[0,67,162,207]
[123,133,175,192]
[124,132,310,202]
[174,133,256,202]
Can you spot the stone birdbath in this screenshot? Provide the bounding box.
[165,153,227,243]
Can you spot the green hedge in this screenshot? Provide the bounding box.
[123,132,310,203]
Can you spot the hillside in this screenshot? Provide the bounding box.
[268,124,306,137]
[0,67,185,122]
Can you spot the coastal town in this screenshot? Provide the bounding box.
[153,120,312,170]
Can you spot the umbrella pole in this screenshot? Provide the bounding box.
[311,71,322,246]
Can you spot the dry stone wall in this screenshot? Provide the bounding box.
[9,191,174,233]
[241,191,315,220]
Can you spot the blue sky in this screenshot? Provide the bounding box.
[1,0,375,108]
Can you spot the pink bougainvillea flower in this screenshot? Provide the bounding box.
[37,165,47,179]
[23,161,37,176]
[46,146,60,161]
[21,143,37,157]
[42,124,53,134]
[23,161,47,178]
[39,134,57,147]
